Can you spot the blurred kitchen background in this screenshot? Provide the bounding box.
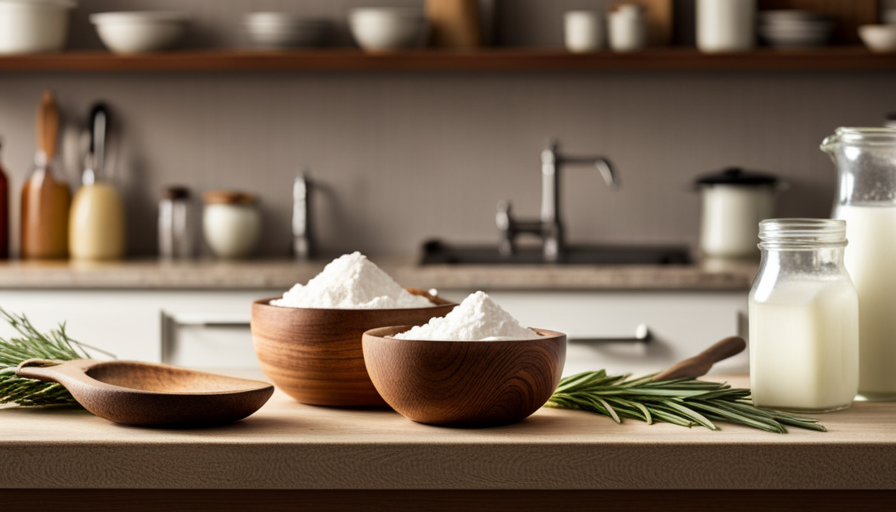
[2,0,895,259]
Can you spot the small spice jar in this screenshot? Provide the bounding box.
[159,186,194,260]
[748,219,859,413]
[202,190,262,259]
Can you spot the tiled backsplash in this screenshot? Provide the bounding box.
[0,0,894,258]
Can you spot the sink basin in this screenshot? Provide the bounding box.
[420,240,692,266]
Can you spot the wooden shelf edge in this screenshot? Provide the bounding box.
[0,48,894,72]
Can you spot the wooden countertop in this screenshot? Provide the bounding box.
[0,257,756,291]
[1,375,893,490]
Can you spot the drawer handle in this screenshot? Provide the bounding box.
[569,324,651,344]
[175,321,251,329]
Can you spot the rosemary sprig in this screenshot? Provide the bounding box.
[546,370,826,434]
[0,307,113,407]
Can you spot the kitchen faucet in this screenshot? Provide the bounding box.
[496,139,618,262]
[293,171,313,261]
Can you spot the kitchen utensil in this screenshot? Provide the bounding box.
[652,336,746,381]
[695,167,781,260]
[349,8,429,52]
[0,139,8,259]
[426,0,482,49]
[749,219,858,413]
[17,359,274,427]
[362,326,566,427]
[251,290,456,407]
[202,191,262,259]
[565,11,604,53]
[243,12,331,49]
[91,11,189,54]
[21,90,71,260]
[697,0,756,52]
[0,0,75,55]
[69,103,126,261]
[859,24,896,53]
[824,127,896,400]
[159,186,193,260]
[608,4,647,52]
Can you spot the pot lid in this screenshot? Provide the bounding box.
[695,167,779,187]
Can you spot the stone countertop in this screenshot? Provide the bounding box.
[0,375,892,490]
[0,257,757,291]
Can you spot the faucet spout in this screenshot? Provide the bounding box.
[497,139,620,263]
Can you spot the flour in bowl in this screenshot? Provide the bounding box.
[271,252,434,309]
[393,291,540,341]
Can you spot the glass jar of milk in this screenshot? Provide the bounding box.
[749,219,859,413]
[824,128,896,401]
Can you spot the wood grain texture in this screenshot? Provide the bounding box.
[3,376,896,490]
[0,48,895,72]
[16,359,274,427]
[362,327,566,427]
[251,293,457,407]
[758,0,880,44]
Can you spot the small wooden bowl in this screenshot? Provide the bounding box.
[251,291,456,407]
[362,327,567,427]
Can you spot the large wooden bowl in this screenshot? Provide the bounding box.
[362,327,567,427]
[251,292,456,407]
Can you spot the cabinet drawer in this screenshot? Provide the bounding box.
[162,313,259,370]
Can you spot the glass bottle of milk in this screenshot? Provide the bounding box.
[823,127,896,401]
[749,219,859,413]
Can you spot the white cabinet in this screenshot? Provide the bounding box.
[438,290,749,377]
[0,288,748,377]
[0,290,278,368]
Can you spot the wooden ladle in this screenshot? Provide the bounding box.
[17,359,274,428]
[652,336,747,382]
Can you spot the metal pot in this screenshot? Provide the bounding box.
[695,167,781,259]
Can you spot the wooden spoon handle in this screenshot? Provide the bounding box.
[652,336,747,382]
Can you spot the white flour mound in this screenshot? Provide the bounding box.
[270,252,434,309]
[393,291,540,341]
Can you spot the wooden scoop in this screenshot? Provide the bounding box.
[17,359,274,428]
[652,336,747,382]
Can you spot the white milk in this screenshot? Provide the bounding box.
[749,279,859,412]
[835,205,896,399]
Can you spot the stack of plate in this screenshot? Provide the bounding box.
[759,10,833,48]
[243,12,331,49]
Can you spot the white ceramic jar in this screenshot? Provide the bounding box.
[564,11,604,53]
[695,168,780,259]
[0,0,75,55]
[608,4,646,52]
[202,191,262,259]
[697,0,756,52]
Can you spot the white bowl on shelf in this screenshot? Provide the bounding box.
[243,12,331,49]
[349,8,428,52]
[0,0,76,55]
[859,24,896,53]
[91,11,190,54]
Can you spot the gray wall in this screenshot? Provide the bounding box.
[1,0,895,258]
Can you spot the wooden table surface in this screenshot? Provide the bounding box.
[1,375,894,491]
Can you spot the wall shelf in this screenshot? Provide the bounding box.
[0,48,894,73]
